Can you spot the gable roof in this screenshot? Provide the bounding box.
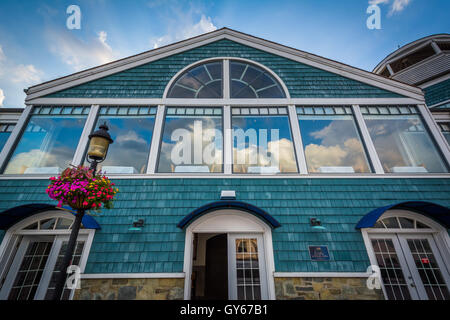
[25,28,424,102]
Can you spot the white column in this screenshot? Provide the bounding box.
[288,105,308,174]
[417,104,450,165]
[146,105,166,173]
[352,105,384,174]
[0,105,33,172]
[71,105,99,166]
[223,105,232,174]
[386,64,394,76]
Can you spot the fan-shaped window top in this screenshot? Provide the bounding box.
[374,216,431,229]
[230,61,285,98]
[168,61,223,98]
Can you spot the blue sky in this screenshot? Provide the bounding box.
[0,0,448,108]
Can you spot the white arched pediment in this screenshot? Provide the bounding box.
[189,210,268,233]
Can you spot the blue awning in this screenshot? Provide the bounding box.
[356,201,450,229]
[0,203,101,230]
[177,200,281,229]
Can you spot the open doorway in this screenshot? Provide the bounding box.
[183,210,276,300]
[191,233,228,300]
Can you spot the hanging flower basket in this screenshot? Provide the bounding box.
[46,166,119,211]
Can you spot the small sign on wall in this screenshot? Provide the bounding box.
[309,246,330,261]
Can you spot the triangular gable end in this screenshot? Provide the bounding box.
[25,28,423,101]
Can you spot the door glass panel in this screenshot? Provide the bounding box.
[406,239,450,300]
[8,241,53,300]
[371,239,412,300]
[235,239,261,300]
[44,241,85,300]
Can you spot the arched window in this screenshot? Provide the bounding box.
[363,211,450,301]
[166,59,287,99]
[373,216,432,229]
[230,61,285,98]
[0,212,94,300]
[167,61,223,98]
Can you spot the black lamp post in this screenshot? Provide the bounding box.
[52,123,113,300]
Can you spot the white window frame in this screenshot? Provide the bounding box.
[361,209,450,300]
[1,60,449,178]
[0,211,96,300]
[182,209,276,300]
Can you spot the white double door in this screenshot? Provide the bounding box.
[227,234,268,300]
[0,235,85,300]
[370,233,450,300]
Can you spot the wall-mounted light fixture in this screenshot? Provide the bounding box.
[220,190,236,200]
[310,218,326,230]
[128,219,144,231]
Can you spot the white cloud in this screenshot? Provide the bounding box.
[11,64,43,84]
[0,44,44,107]
[0,45,5,62]
[115,130,147,145]
[368,0,412,15]
[0,89,4,106]
[390,0,411,14]
[46,28,116,71]
[150,14,217,49]
[369,0,389,5]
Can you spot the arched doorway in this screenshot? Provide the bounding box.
[361,210,450,300]
[182,209,276,300]
[0,211,95,300]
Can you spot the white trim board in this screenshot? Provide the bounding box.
[1,173,450,180]
[273,272,371,278]
[81,273,185,279]
[25,28,424,102]
[420,73,450,89]
[25,97,424,106]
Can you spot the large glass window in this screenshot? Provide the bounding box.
[362,106,448,173]
[232,107,297,174]
[3,106,89,174]
[230,62,285,98]
[0,123,15,152]
[438,122,450,146]
[157,107,223,173]
[90,106,157,174]
[167,62,223,98]
[297,106,371,173]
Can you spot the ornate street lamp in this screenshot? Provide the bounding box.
[52,123,113,300]
[86,122,114,175]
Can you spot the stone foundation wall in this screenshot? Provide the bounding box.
[74,278,184,300]
[274,277,384,300]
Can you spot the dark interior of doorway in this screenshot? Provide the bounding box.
[191,233,228,300]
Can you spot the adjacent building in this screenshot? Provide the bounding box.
[0,28,449,300]
[373,33,450,146]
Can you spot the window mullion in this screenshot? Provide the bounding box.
[0,105,33,172]
[146,105,166,174]
[71,105,99,166]
[417,104,450,166]
[352,104,384,174]
[288,105,308,174]
[223,59,230,99]
[224,105,232,174]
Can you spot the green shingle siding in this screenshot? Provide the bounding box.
[46,39,402,99]
[0,178,449,274]
[424,78,450,106]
